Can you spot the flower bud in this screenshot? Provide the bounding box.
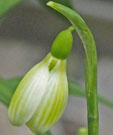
[8,53,68,134]
[77,128,88,135]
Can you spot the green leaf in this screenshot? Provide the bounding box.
[0,77,113,110]
[0,77,22,106]
[0,0,23,19]
[0,77,13,106]
[5,77,22,91]
[69,81,113,109]
[44,130,52,135]
[69,81,86,97]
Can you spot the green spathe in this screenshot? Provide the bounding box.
[51,27,74,59]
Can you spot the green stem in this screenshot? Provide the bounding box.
[47,2,99,135]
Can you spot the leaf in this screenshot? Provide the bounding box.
[69,81,113,109]
[0,77,13,106]
[0,77,113,110]
[5,77,22,91]
[0,0,23,19]
[69,81,86,97]
[0,77,22,106]
[44,130,52,135]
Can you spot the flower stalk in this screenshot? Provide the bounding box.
[47,1,99,135]
[8,27,73,134]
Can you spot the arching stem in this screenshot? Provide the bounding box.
[47,2,99,135]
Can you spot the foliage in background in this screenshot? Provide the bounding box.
[0,1,113,135]
[0,0,23,19]
[69,81,113,109]
[0,0,72,19]
[0,76,113,110]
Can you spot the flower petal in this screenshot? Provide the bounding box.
[27,60,68,134]
[8,55,51,126]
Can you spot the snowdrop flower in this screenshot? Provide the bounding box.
[8,26,73,134]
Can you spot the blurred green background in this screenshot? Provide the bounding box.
[0,0,113,135]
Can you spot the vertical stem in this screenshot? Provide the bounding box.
[47,2,99,135]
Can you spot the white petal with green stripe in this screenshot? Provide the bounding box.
[8,53,68,134]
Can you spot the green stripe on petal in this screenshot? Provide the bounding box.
[8,54,52,126]
[8,53,68,134]
[46,74,68,126]
[27,60,68,134]
[27,73,59,131]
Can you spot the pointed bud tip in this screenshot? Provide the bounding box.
[47,1,54,7]
[68,26,74,32]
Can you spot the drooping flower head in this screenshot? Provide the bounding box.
[8,27,73,134]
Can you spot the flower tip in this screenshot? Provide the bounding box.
[8,117,22,127]
[68,26,74,32]
[8,110,25,126]
[47,1,54,7]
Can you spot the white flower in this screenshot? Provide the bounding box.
[8,53,68,134]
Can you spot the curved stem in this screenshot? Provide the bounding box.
[47,2,99,135]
